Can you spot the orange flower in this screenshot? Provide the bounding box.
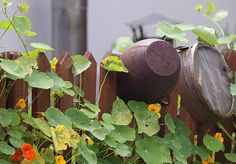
[11,149,21,163]
[17,99,26,109]
[214,132,224,143]
[21,144,36,160]
[55,155,66,164]
[148,104,161,118]
[202,156,214,164]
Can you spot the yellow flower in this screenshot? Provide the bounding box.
[148,104,161,118]
[202,156,214,164]
[82,134,94,145]
[17,99,26,109]
[50,57,58,70]
[214,132,224,143]
[55,155,66,164]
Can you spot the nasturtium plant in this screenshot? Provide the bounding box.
[102,55,128,73]
[112,36,134,54]
[72,55,91,76]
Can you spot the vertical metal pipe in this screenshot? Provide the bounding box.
[52,0,87,56]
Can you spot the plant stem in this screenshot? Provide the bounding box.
[216,122,236,144]
[4,9,29,55]
[96,71,109,105]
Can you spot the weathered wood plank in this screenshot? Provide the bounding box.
[82,51,97,104]
[55,52,73,112]
[32,52,51,116]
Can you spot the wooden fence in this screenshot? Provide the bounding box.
[0,51,235,163]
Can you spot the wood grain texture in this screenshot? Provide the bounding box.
[55,52,73,112]
[82,51,97,104]
[32,52,51,116]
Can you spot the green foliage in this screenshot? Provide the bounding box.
[225,153,236,162]
[0,20,12,30]
[155,21,188,42]
[192,26,218,45]
[165,114,176,133]
[112,36,134,54]
[111,97,132,125]
[101,55,128,73]
[72,55,91,76]
[12,16,32,33]
[45,107,72,130]
[18,2,30,14]
[203,134,224,152]
[30,42,54,52]
[0,141,15,155]
[136,136,171,164]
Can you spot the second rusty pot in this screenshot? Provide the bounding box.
[117,39,180,104]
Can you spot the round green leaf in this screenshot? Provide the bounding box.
[45,107,72,130]
[78,142,97,164]
[12,16,31,33]
[109,125,136,143]
[0,141,15,155]
[136,136,171,164]
[128,100,147,113]
[91,127,110,140]
[112,37,134,53]
[111,97,132,125]
[9,137,24,148]
[174,119,191,137]
[115,143,132,157]
[203,134,224,152]
[192,26,218,45]
[213,10,228,22]
[25,70,54,89]
[0,59,27,79]
[0,109,12,127]
[225,153,236,162]
[134,110,160,136]
[32,118,52,137]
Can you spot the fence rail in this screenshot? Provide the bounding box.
[0,51,235,163]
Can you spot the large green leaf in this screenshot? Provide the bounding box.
[45,107,72,130]
[134,109,160,136]
[32,118,52,137]
[0,109,12,127]
[45,72,68,89]
[128,100,147,113]
[203,134,224,152]
[109,125,136,143]
[25,70,54,89]
[72,55,91,76]
[0,141,15,155]
[0,159,9,164]
[165,114,176,133]
[12,16,31,33]
[84,100,100,113]
[115,143,132,157]
[225,153,236,162]
[101,55,128,73]
[78,142,97,164]
[217,35,232,45]
[9,137,24,148]
[213,10,228,22]
[156,21,188,42]
[175,23,195,31]
[91,127,110,140]
[136,136,171,164]
[193,146,209,160]
[192,26,218,45]
[8,129,22,138]
[15,56,38,74]
[65,108,90,130]
[174,119,191,137]
[9,111,20,126]
[112,37,134,53]
[111,97,132,125]
[30,42,54,51]
[0,59,27,79]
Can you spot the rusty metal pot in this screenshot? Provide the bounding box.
[178,42,235,122]
[117,39,180,104]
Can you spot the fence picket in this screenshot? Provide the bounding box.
[82,51,97,104]
[55,52,73,112]
[32,53,51,116]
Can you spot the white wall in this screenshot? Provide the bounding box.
[88,0,236,62]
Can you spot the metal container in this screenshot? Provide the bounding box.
[52,0,87,56]
[117,39,180,104]
[178,42,235,121]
